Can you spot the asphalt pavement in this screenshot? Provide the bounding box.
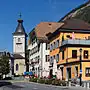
[0,81,89,90]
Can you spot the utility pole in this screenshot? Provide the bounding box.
[41,43,43,77]
[79,48,82,86]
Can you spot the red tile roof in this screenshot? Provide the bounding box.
[35,22,64,40]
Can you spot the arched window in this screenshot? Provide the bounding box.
[18,38,20,42]
[16,64,19,71]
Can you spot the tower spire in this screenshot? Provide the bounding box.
[19,13,22,19]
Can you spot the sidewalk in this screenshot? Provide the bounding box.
[8,79,29,83]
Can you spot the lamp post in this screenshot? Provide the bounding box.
[79,48,82,86]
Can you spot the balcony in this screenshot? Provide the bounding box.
[61,39,90,46]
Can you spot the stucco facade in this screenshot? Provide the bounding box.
[14,59,26,75]
[28,41,50,77]
[47,19,90,81]
[13,19,27,75]
[13,35,26,57]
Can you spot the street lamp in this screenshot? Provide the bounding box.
[79,48,82,86]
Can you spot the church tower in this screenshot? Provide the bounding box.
[13,16,27,75]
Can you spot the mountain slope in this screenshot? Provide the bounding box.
[59,1,90,23]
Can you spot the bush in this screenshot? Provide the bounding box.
[45,79,53,84]
[29,77,66,86]
[61,80,66,86]
[52,79,66,86]
[30,78,38,82]
[3,77,12,80]
[52,79,60,86]
[37,79,45,84]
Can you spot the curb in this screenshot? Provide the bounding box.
[8,80,29,83]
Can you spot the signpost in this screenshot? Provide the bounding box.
[80,70,82,74]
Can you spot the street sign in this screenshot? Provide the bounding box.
[80,70,82,74]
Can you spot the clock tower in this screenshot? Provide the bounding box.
[13,17,27,75]
[13,19,26,57]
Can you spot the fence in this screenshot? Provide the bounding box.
[67,81,90,89]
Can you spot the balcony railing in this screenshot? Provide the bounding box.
[61,39,90,46]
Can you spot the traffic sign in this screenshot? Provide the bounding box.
[80,70,82,74]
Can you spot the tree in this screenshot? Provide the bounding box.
[0,55,10,77]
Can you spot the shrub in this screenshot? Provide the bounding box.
[45,79,53,84]
[61,80,66,86]
[37,79,45,84]
[52,79,66,86]
[29,77,66,86]
[30,78,38,82]
[52,79,59,86]
[3,77,12,80]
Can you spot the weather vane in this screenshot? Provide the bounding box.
[19,13,22,19]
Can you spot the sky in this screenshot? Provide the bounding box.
[0,0,88,53]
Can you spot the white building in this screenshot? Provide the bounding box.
[28,31,50,77]
[28,22,60,77]
[12,18,27,75]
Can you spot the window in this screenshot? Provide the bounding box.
[16,64,18,71]
[38,67,40,72]
[56,54,59,62]
[46,44,47,50]
[50,44,52,51]
[61,67,63,78]
[46,55,50,62]
[84,50,88,59]
[29,50,31,56]
[75,66,78,77]
[62,50,64,60]
[46,44,50,50]
[38,56,39,63]
[18,38,20,42]
[35,57,37,62]
[50,57,53,64]
[47,44,50,50]
[62,35,64,41]
[85,68,90,77]
[52,43,54,50]
[72,50,77,58]
[33,48,35,54]
[53,42,55,49]
[36,46,38,52]
[46,55,48,62]
[56,40,59,48]
[66,35,70,38]
[58,40,59,46]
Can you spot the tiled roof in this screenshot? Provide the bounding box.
[35,22,64,40]
[61,19,90,30]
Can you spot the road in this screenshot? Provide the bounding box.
[0,81,90,90]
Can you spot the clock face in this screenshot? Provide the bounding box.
[16,43,22,52]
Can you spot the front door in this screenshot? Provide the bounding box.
[67,68,71,80]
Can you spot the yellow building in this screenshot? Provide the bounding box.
[47,19,90,81]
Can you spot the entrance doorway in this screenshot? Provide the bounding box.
[61,67,63,79]
[67,68,71,80]
[50,69,53,78]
